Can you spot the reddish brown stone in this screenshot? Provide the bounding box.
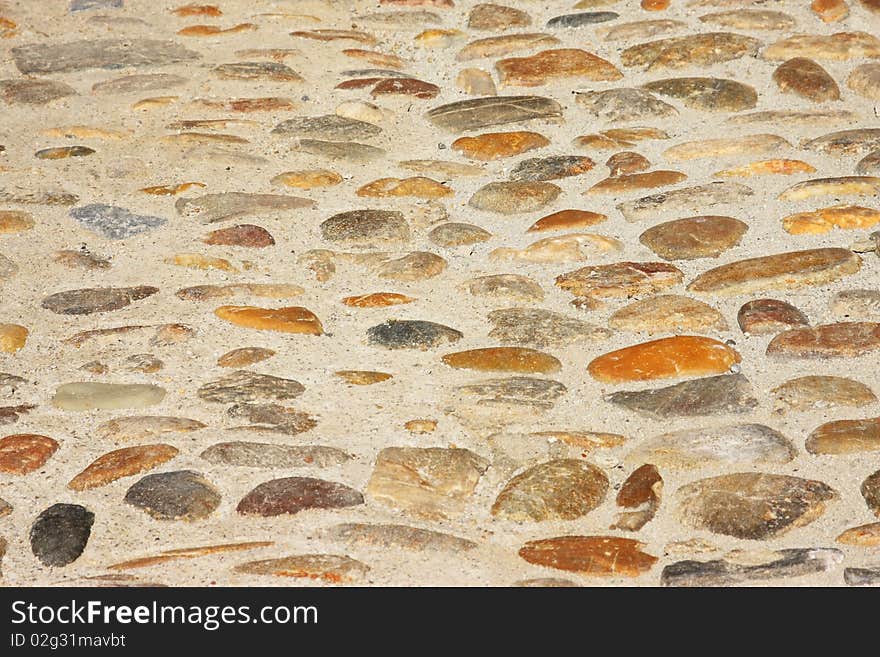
[69,444,179,491]
[738,299,809,335]
[496,49,623,86]
[237,477,364,516]
[556,261,683,299]
[767,322,880,358]
[519,536,658,577]
[0,434,58,474]
[527,209,606,232]
[371,78,440,99]
[203,225,274,248]
[806,417,880,455]
[773,58,840,102]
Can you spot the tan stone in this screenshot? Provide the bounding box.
[234,554,368,582]
[341,292,415,308]
[527,209,607,232]
[714,159,816,178]
[783,205,880,235]
[451,131,549,161]
[639,216,748,260]
[69,444,179,491]
[606,152,652,176]
[468,274,544,301]
[738,299,808,335]
[848,63,880,100]
[609,295,728,333]
[214,306,323,335]
[622,32,761,70]
[335,370,393,385]
[405,419,437,433]
[271,169,342,188]
[0,211,33,233]
[806,417,880,455]
[377,251,447,281]
[763,32,880,61]
[456,34,561,61]
[442,347,561,374]
[496,49,622,87]
[812,0,849,22]
[108,541,273,570]
[217,347,275,368]
[356,177,452,198]
[664,134,789,161]
[177,283,304,302]
[772,375,876,412]
[165,253,237,272]
[489,233,622,264]
[773,58,840,102]
[837,522,880,546]
[557,261,684,299]
[586,170,686,194]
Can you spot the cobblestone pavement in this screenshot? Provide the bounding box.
[1,0,880,587]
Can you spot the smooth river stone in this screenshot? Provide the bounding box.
[377,252,447,281]
[688,248,861,295]
[234,554,368,582]
[806,418,880,455]
[367,447,488,519]
[642,77,757,111]
[617,182,754,221]
[863,470,880,516]
[96,416,206,441]
[214,306,324,335]
[469,3,531,29]
[621,32,761,70]
[848,63,880,100]
[456,34,561,61]
[292,139,385,162]
[198,371,304,404]
[320,210,408,246]
[367,320,463,349]
[698,9,796,31]
[496,49,622,86]
[52,383,165,411]
[519,536,658,577]
[490,233,622,263]
[68,444,179,490]
[271,115,381,140]
[201,442,352,468]
[124,470,221,521]
[575,88,678,123]
[509,155,595,181]
[429,222,492,247]
[426,95,563,132]
[357,177,451,199]
[546,12,618,28]
[612,464,662,532]
[763,32,880,61]
[556,261,683,299]
[528,209,607,232]
[324,523,477,552]
[738,300,809,338]
[773,376,876,412]
[492,459,609,522]
[449,377,567,424]
[69,204,166,240]
[237,477,363,516]
[676,473,836,540]
[0,78,77,105]
[609,295,728,333]
[469,181,561,214]
[176,193,313,224]
[30,503,94,567]
[41,286,158,315]
[783,206,880,235]
[802,129,880,156]
[629,424,796,469]
[588,336,740,384]
[767,322,880,358]
[857,152,880,174]
[442,347,562,374]
[838,522,880,546]
[487,308,610,347]
[639,216,747,260]
[0,434,59,475]
[214,62,302,82]
[12,39,200,74]
[773,58,840,102]
[664,134,789,161]
[452,131,549,161]
[204,224,275,248]
[778,176,880,201]
[608,374,758,419]
[662,548,843,587]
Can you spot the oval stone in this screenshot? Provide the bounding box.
[639,216,748,260]
[124,470,221,521]
[52,382,166,411]
[806,418,880,455]
[214,306,324,335]
[237,477,364,516]
[519,536,657,577]
[442,347,562,373]
[30,503,94,567]
[0,434,59,475]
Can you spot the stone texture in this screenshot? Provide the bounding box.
[272,115,382,141]
[214,306,324,335]
[863,470,880,516]
[772,376,876,412]
[469,181,561,214]
[42,286,158,315]
[642,77,757,111]
[496,49,622,86]
[0,434,59,475]
[12,39,200,74]
[69,444,179,490]
[783,206,880,235]
[203,225,275,248]
[509,156,595,182]
[519,536,658,577]
[609,296,728,333]
[848,63,880,100]
[492,459,608,522]
[237,477,363,516]
[617,182,754,222]
[234,554,368,582]
[607,374,758,419]
[738,299,809,335]
[0,78,77,105]
[767,322,880,358]
[324,523,477,551]
[662,548,843,586]
[96,416,206,441]
[469,273,544,301]
[639,216,747,260]
[773,58,840,102]
[676,473,836,539]
[452,131,549,161]
[367,320,463,349]
[468,3,531,30]
[575,88,678,123]
[763,32,880,61]
[621,33,761,70]
[198,371,304,404]
[487,308,610,347]
[429,223,492,247]
[837,522,880,546]
[556,261,683,300]
[802,129,880,156]
[806,418,880,454]
[201,442,351,468]
[427,96,563,132]
[442,347,562,374]
[367,447,488,519]
[176,193,313,224]
[456,34,560,61]
[612,464,662,531]
[528,209,607,232]
[30,504,94,567]
[52,383,165,411]
[124,470,221,521]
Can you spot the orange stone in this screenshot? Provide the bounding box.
[587,335,741,383]
[371,78,440,99]
[496,48,623,87]
[342,49,405,69]
[782,205,880,235]
[451,131,549,161]
[335,370,393,385]
[172,4,223,16]
[519,536,658,577]
[68,444,179,491]
[441,347,562,373]
[837,522,880,546]
[271,169,342,189]
[141,182,206,196]
[356,177,452,198]
[714,159,816,178]
[527,209,607,232]
[194,97,295,112]
[642,0,670,9]
[108,541,272,570]
[341,292,415,308]
[178,23,256,36]
[0,434,59,475]
[0,324,27,353]
[0,210,34,233]
[166,253,236,271]
[215,306,323,335]
[812,0,849,22]
[585,170,686,194]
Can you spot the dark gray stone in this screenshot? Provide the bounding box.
[546,12,618,28]
[41,286,158,315]
[662,548,843,586]
[607,374,758,419]
[124,470,221,521]
[30,503,94,566]
[70,204,166,240]
[367,319,463,349]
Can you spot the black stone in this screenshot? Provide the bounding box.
[30,503,94,567]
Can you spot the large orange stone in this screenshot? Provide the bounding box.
[0,324,27,353]
[441,347,562,373]
[782,205,880,235]
[527,209,607,232]
[215,306,323,335]
[519,536,657,577]
[0,434,59,475]
[496,49,623,87]
[451,131,549,161]
[356,177,452,198]
[69,444,180,491]
[587,335,741,383]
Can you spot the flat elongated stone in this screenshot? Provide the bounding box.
[688,248,861,295]
[69,204,166,240]
[237,477,362,516]
[806,418,880,455]
[773,58,840,102]
[588,336,740,384]
[509,156,594,181]
[41,286,158,315]
[0,188,78,206]
[737,299,808,335]
[93,73,187,95]
[429,223,492,247]
[622,32,761,70]
[662,548,843,586]
[214,61,302,82]
[69,444,179,490]
[803,129,880,157]
[575,88,678,123]
[715,159,816,178]
[488,308,610,347]
[496,48,622,86]
[639,216,747,260]
[0,78,77,105]
[12,39,199,74]
[214,306,323,335]
[198,371,304,404]
[586,170,686,194]
[779,176,880,201]
[357,177,451,199]
[234,554,368,582]
[342,292,414,308]
[30,504,94,567]
[96,416,205,441]
[698,9,796,31]
[456,34,561,62]
[830,290,880,320]
[676,473,836,539]
[469,181,561,214]
[773,376,876,412]
[442,347,561,374]
[226,403,316,436]
[450,376,567,421]
[107,541,274,571]
[335,370,392,385]
[763,32,880,61]
[0,211,34,234]
[53,383,165,411]
[176,193,313,224]
[519,536,657,577]
[293,139,386,162]
[608,374,758,419]
[618,182,754,221]
[204,225,274,248]
[630,424,795,469]
[864,470,880,516]
[125,471,221,521]
[492,459,608,522]
[767,322,880,358]
[528,209,606,232]
[452,131,549,161]
[547,12,618,28]
[602,19,685,41]
[0,325,27,353]
[783,206,880,235]
[609,295,727,333]
[491,234,621,263]
[324,523,477,551]
[642,77,757,111]
[857,151,880,175]
[377,252,447,281]
[469,3,531,29]
[426,95,563,132]
[0,434,59,475]
[837,522,880,546]
[606,152,652,176]
[272,115,381,141]
[556,261,683,299]
[664,134,789,161]
[367,320,462,350]
[201,442,351,468]
[849,63,880,100]
[273,169,342,189]
[321,210,409,248]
